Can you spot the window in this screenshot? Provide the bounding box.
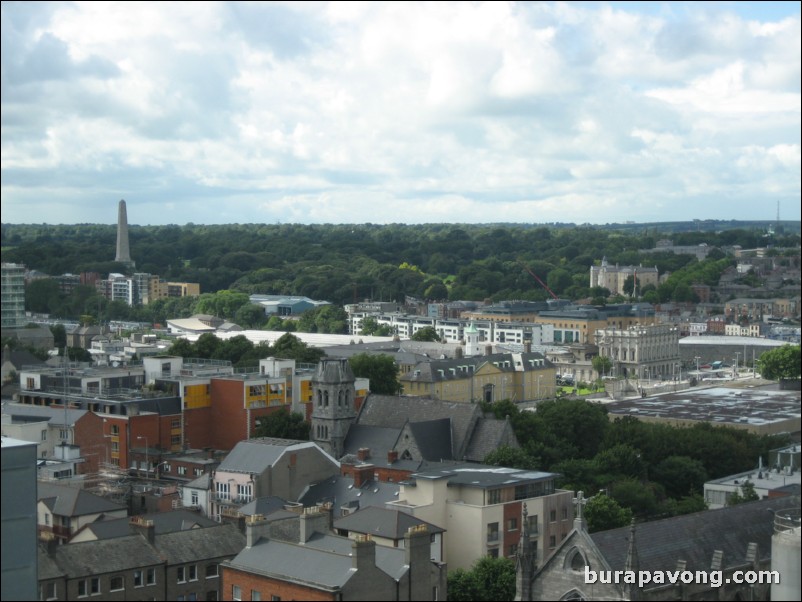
[110,576,124,592]
[205,564,219,578]
[90,577,100,595]
[178,466,187,476]
[550,509,557,522]
[549,535,556,548]
[78,580,88,597]
[508,544,518,557]
[43,582,57,600]
[146,568,156,586]
[111,441,120,452]
[177,566,186,583]
[41,430,47,441]
[110,424,119,436]
[162,463,171,473]
[507,517,518,531]
[562,507,568,520]
[271,597,280,602]
[171,434,181,446]
[206,592,218,601]
[252,591,262,601]
[189,565,198,582]
[59,429,70,441]
[232,585,242,601]
[486,522,499,543]
[44,513,50,526]
[171,418,180,429]
[487,548,499,558]
[194,468,203,476]
[237,484,253,503]
[487,489,501,505]
[191,491,199,506]
[134,570,143,587]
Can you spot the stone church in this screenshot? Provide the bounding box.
[310,357,519,465]
[516,493,797,601]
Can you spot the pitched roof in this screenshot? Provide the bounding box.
[407,419,453,461]
[38,482,127,517]
[228,532,409,589]
[463,417,519,463]
[592,497,799,573]
[299,474,400,511]
[44,535,163,577]
[333,506,444,539]
[356,395,480,460]
[155,523,245,564]
[217,438,323,474]
[75,510,218,541]
[238,496,292,517]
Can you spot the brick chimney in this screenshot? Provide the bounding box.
[387,450,399,464]
[130,516,156,545]
[357,447,370,462]
[485,344,493,356]
[353,464,374,488]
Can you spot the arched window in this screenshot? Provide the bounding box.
[317,390,322,407]
[324,391,329,407]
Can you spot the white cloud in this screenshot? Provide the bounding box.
[1,1,800,225]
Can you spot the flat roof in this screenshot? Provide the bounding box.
[606,387,801,430]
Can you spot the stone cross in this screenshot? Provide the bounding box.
[573,490,587,520]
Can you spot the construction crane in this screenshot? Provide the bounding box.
[517,259,559,300]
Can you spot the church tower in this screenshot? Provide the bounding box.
[115,199,134,267]
[464,322,481,357]
[311,358,356,459]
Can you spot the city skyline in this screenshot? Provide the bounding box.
[1,1,800,226]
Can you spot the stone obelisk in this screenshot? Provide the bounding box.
[115,199,134,267]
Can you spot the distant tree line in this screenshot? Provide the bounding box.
[5,224,799,324]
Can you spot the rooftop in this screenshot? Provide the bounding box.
[606,387,801,431]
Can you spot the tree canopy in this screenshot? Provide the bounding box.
[757,344,801,380]
[253,409,309,441]
[447,556,516,601]
[349,353,401,395]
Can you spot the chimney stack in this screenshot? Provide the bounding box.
[387,450,398,464]
[357,447,370,462]
[353,464,374,488]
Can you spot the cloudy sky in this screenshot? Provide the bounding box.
[1,1,800,226]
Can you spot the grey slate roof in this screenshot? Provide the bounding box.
[45,534,163,577]
[299,474,400,512]
[343,424,401,458]
[2,401,87,426]
[592,497,800,573]
[38,482,127,517]
[229,532,409,589]
[356,395,480,460]
[333,506,445,539]
[238,496,292,517]
[156,523,245,564]
[230,539,355,589]
[463,417,518,462]
[217,438,310,474]
[407,419,453,461]
[75,510,218,541]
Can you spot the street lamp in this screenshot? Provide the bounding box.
[137,435,149,480]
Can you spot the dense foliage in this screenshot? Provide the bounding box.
[4,223,798,325]
[447,556,516,601]
[348,353,401,395]
[756,344,801,380]
[482,400,787,522]
[253,409,310,441]
[166,332,324,368]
